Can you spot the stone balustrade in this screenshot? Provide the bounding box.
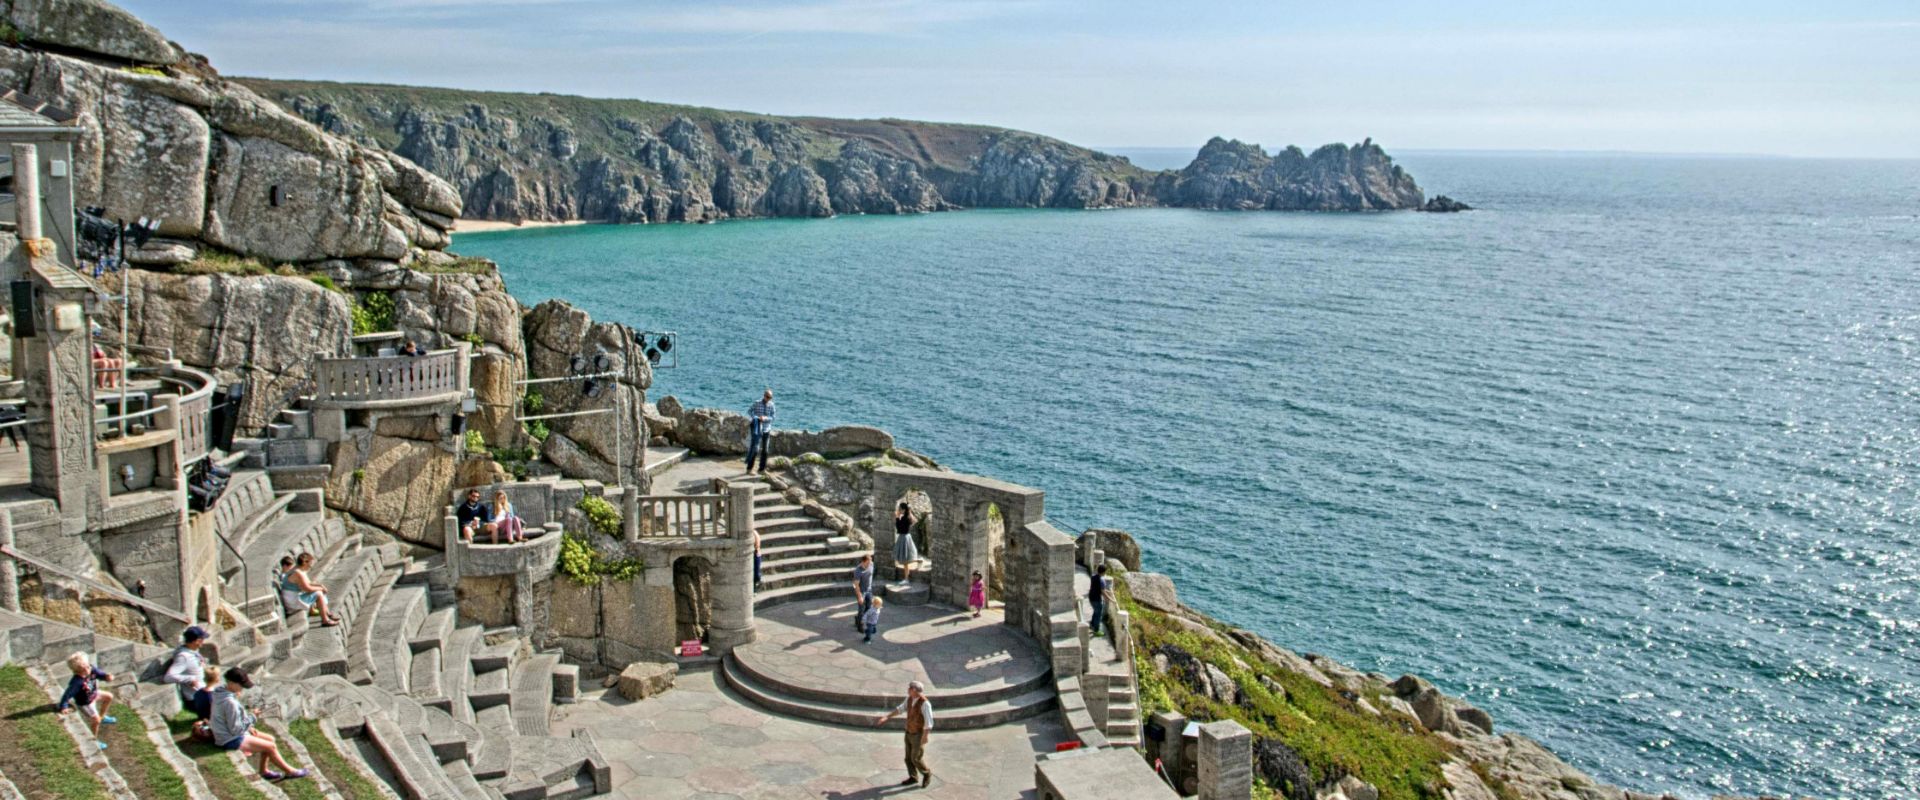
[630,493,731,539]
[311,347,466,407]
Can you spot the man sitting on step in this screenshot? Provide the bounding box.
[456,487,494,544]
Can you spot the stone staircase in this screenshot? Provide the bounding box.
[720,645,1057,731]
[736,475,869,609]
[1075,568,1142,748]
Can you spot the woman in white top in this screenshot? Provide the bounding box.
[491,489,524,544]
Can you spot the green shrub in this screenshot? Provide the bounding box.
[798,452,828,465]
[0,22,22,46]
[1120,582,1453,800]
[179,248,273,276]
[527,419,550,443]
[350,291,395,335]
[123,65,168,77]
[523,390,545,413]
[464,429,486,453]
[576,495,622,537]
[556,533,644,586]
[308,274,338,292]
[350,468,365,483]
[462,332,485,347]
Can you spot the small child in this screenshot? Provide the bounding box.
[968,570,987,618]
[56,652,116,750]
[861,594,884,644]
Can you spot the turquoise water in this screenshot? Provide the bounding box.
[457,155,1920,799]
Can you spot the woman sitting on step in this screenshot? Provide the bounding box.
[281,552,342,627]
[491,489,525,544]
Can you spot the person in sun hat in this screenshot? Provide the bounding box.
[163,625,214,716]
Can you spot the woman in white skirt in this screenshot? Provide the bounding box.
[892,502,920,584]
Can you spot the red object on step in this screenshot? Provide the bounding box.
[1054,741,1082,752]
[679,640,704,657]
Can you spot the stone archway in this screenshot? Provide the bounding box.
[886,489,933,581]
[672,555,714,644]
[983,502,1006,600]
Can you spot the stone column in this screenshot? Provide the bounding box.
[0,512,17,611]
[1198,720,1253,800]
[1150,711,1189,794]
[706,485,758,654]
[622,486,639,542]
[11,144,39,242]
[23,276,99,536]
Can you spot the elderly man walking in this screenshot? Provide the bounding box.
[745,389,775,474]
[875,681,934,788]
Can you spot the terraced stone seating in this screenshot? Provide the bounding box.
[0,607,172,691]
[445,481,566,545]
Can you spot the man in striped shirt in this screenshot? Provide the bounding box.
[746,389,775,473]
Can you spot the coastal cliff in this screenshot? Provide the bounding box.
[239,78,1428,222]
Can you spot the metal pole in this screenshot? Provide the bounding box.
[118,225,129,437]
[0,511,17,612]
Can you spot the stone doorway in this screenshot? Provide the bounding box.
[888,489,933,582]
[672,555,713,644]
[980,501,1006,600]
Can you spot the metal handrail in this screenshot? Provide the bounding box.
[209,527,248,624]
[0,544,191,624]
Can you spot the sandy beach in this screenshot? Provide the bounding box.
[451,218,592,234]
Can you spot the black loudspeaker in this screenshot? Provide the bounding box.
[450,413,467,436]
[211,381,245,451]
[10,280,34,338]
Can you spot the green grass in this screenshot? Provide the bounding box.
[180,248,276,276]
[109,710,189,798]
[0,665,107,799]
[286,719,382,800]
[1121,583,1454,800]
[417,255,495,275]
[167,710,269,800]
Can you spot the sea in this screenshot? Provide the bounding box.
[455,152,1920,800]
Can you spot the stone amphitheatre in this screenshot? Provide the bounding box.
[0,3,1685,800]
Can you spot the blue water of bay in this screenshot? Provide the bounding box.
[457,153,1920,799]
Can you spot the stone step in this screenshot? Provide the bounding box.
[879,581,930,606]
[720,655,1056,731]
[470,665,511,710]
[755,515,821,534]
[363,716,466,800]
[278,408,314,439]
[408,645,443,702]
[410,607,456,654]
[757,548,865,574]
[470,637,519,674]
[752,581,847,611]
[758,565,863,592]
[495,732,605,800]
[347,568,404,683]
[264,437,327,467]
[433,626,480,724]
[370,584,429,694]
[265,421,295,440]
[225,508,335,615]
[755,527,839,549]
[731,645,1051,709]
[509,653,559,736]
[473,703,512,736]
[472,725,512,782]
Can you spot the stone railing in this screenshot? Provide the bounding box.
[172,369,214,464]
[629,493,731,539]
[311,346,466,407]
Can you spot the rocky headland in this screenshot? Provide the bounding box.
[240,78,1438,223]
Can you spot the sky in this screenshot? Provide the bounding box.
[122,0,1920,158]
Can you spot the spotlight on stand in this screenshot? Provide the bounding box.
[632,330,678,369]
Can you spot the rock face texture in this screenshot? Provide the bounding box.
[0,12,460,266]
[1153,137,1424,211]
[239,78,1432,223]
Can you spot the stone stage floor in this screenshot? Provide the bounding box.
[553,599,1069,799]
[740,597,1051,706]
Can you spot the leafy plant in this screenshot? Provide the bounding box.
[350,290,395,335]
[1120,581,1453,800]
[350,468,366,483]
[179,247,273,276]
[523,390,545,413]
[464,429,487,453]
[556,533,644,586]
[576,494,622,537]
[308,274,339,292]
[798,452,828,465]
[0,22,22,46]
[527,419,550,443]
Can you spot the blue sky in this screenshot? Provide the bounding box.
[124,1,1920,157]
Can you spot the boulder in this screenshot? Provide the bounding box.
[787,460,862,507]
[1330,776,1380,800]
[122,271,353,430]
[1440,760,1500,800]
[98,83,209,238]
[4,0,185,64]
[615,660,676,701]
[1086,528,1141,571]
[671,406,750,455]
[1455,703,1494,736]
[523,300,650,483]
[1419,195,1472,213]
[1228,629,1334,689]
[1202,662,1241,706]
[324,432,459,546]
[204,134,407,262]
[1408,687,1470,737]
[769,425,894,456]
[1253,738,1314,800]
[1122,571,1179,613]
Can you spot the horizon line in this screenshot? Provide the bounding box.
[1098,145,1920,161]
